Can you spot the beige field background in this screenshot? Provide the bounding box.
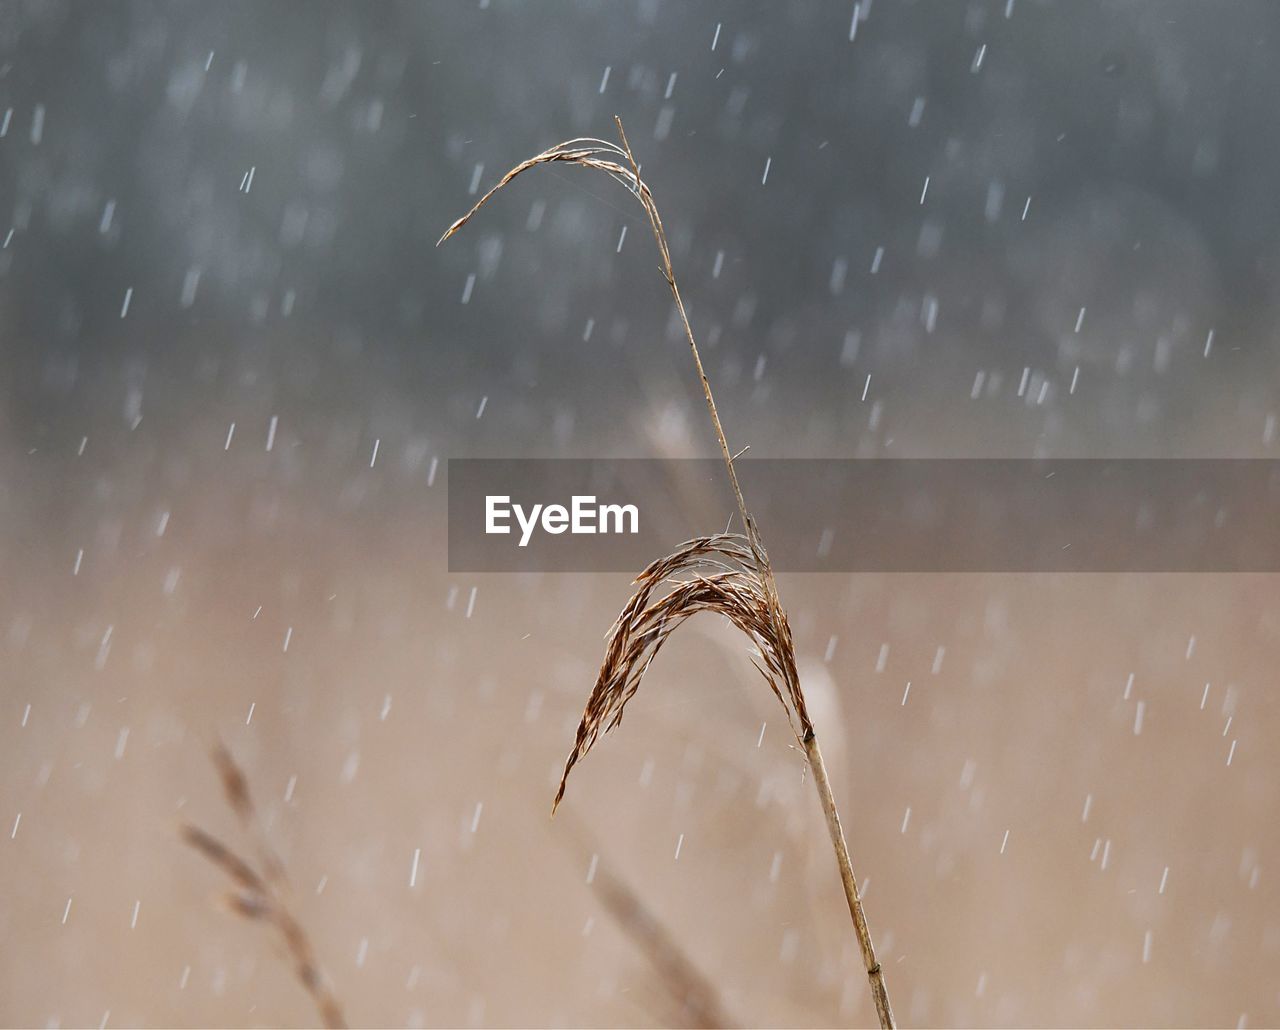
[2,345,1277,1026]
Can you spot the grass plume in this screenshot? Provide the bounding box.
[181,743,346,1029]
[440,117,896,1028]
[553,533,804,811]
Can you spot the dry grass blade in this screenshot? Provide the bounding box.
[440,118,896,1029]
[556,817,734,1028]
[182,745,346,1029]
[211,743,252,821]
[180,823,266,896]
[211,741,286,885]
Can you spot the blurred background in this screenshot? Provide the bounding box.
[1,1,1278,1026]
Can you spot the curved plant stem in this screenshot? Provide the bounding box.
[440,116,896,1029]
[611,114,895,1030]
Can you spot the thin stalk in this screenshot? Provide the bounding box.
[806,731,895,1029]
[612,118,752,541]
[612,117,897,1030]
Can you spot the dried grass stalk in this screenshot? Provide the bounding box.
[593,858,734,1029]
[440,118,895,1029]
[182,744,346,1029]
